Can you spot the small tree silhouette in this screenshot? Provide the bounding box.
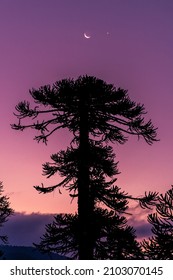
[12,75,158,259]
[142,186,173,259]
[0,182,13,257]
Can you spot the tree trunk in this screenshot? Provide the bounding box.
[78,92,93,259]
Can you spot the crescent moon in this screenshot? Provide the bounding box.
[84,33,91,39]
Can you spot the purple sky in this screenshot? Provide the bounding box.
[0,0,173,245]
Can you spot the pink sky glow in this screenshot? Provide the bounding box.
[0,0,173,216]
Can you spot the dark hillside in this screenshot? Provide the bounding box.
[0,245,68,260]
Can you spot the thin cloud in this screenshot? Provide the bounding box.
[1,210,154,247]
[1,212,56,246]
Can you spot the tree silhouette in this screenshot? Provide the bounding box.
[12,75,158,259]
[0,182,13,257]
[35,207,143,259]
[142,186,173,259]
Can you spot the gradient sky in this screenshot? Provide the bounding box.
[1,0,173,221]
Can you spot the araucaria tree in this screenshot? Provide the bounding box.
[12,75,158,259]
[0,181,13,257]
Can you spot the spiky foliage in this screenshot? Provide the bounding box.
[142,186,173,259]
[34,142,126,210]
[34,142,158,212]
[35,207,143,260]
[12,76,157,145]
[0,182,13,257]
